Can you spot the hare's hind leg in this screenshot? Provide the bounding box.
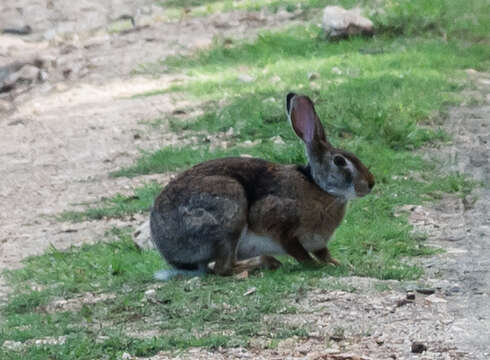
[152,175,248,278]
[191,176,248,277]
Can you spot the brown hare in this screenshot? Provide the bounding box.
[150,93,375,280]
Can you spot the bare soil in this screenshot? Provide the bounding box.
[0,0,300,274]
[1,2,489,359]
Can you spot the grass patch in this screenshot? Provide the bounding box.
[156,0,489,42]
[2,229,353,359]
[58,182,161,222]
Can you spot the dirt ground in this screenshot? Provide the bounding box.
[0,0,300,272]
[0,1,489,359]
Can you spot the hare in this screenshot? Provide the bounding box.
[150,93,375,280]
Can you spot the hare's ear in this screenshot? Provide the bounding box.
[286,93,327,146]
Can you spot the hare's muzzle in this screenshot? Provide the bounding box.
[355,177,375,197]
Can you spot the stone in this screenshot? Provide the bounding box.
[237,74,255,83]
[133,220,155,250]
[425,294,448,304]
[2,340,23,351]
[411,341,427,353]
[0,99,12,112]
[308,72,319,81]
[12,64,40,83]
[322,6,374,39]
[415,288,435,295]
[243,287,257,296]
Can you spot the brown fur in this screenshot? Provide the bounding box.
[153,157,346,266]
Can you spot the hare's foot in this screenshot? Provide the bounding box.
[232,257,262,273]
[313,248,341,266]
[212,241,239,276]
[259,255,282,270]
[231,256,282,273]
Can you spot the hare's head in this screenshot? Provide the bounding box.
[286,92,375,201]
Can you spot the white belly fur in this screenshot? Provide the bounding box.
[236,227,285,259]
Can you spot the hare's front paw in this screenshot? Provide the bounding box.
[313,248,341,266]
[259,255,282,270]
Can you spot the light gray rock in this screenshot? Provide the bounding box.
[0,99,13,112]
[133,219,155,250]
[322,6,374,39]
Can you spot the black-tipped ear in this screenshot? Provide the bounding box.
[289,95,326,145]
[286,92,296,115]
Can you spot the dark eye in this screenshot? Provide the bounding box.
[333,155,347,167]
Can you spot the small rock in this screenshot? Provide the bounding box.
[308,72,320,81]
[322,6,374,39]
[406,292,415,300]
[121,352,132,360]
[310,81,320,90]
[307,349,341,360]
[3,64,40,88]
[0,99,13,112]
[262,97,276,103]
[333,353,366,360]
[448,286,461,294]
[395,298,413,308]
[330,334,345,342]
[411,341,427,353]
[270,75,281,83]
[416,288,435,295]
[271,136,285,145]
[185,276,201,290]
[237,74,255,83]
[133,220,154,250]
[2,25,32,35]
[425,294,447,304]
[243,287,256,296]
[242,139,261,147]
[2,340,23,351]
[18,64,41,81]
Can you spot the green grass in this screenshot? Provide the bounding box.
[156,0,489,42]
[58,182,161,222]
[1,229,354,359]
[2,0,489,358]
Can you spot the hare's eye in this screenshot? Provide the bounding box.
[333,155,347,167]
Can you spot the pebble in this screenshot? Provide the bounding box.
[308,72,319,81]
[237,74,255,83]
[416,288,435,295]
[322,6,374,39]
[411,341,427,353]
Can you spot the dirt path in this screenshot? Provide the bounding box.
[421,71,490,358]
[0,1,300,275]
